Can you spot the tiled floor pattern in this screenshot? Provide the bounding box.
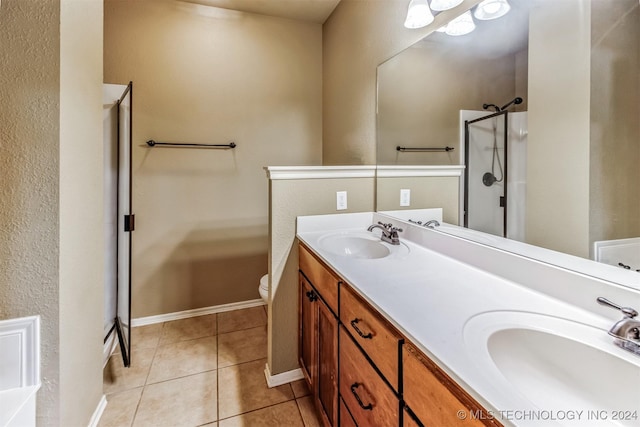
[100,306,322,427]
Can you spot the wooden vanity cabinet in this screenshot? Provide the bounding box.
[403,343,500,427]
[339,326,399,426]
[299,244,339,426]
[339,397,357,427]
[340,284,402,392]
[299,242,501,427]
[402,406,422,427]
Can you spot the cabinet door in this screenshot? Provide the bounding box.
[316,297,338,426]
[299,274,317,389]
[299,273,338,427]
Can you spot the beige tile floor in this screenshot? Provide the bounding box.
[100,306,322,427]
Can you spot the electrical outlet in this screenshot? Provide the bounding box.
[336,191,348,210]
[400,189,411,207]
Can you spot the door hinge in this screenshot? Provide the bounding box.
[124,214,135,232]
[499,196,505,207]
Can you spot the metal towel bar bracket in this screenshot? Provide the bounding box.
[396,146,454,152]
[146,140,236,149]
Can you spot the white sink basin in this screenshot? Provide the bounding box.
[318,232,409,259]
[464,311,640,426]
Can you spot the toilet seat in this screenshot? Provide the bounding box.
[259,274,268,302]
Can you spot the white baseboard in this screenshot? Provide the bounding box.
[264,363,304,388]
[132,299,266,327]
[87,395,107,427]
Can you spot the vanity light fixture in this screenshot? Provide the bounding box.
[429,0,464,11]
[474,0,511,20]
[445,10,476,36]
[404,0,435,29]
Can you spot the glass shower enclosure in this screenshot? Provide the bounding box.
[461,109,528,240]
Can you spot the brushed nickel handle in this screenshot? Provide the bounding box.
[597,297,638,318]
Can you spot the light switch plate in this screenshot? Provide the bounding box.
[400,189,411,207]
[336,191,347,210]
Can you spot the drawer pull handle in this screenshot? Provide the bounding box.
[306,290,318,302]
[350,319,373,339]
[350,383,373,411]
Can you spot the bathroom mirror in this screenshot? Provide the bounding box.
[376,0,640,288]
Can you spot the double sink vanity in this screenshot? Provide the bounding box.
[296,212,640,427]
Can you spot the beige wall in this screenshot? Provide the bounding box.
[0,1,61,423]
[322,0,483,165]
[526,1,592,257]
[268,176,374,374]
[376,176,459,223]
[377,45,516,165]
[104,0,323,318]
[590,0,640,244]
[0,0,104,425]
[59,0,105,425]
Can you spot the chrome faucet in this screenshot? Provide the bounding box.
[367,222,403,245]
[597,297,640,355]
[423,220,440,229]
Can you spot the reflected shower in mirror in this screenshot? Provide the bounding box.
[376,0,640,287]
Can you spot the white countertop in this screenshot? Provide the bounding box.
[296,212,640,427]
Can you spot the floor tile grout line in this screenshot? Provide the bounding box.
[103,308,278,426]
[143,322,165,387]
[217,322,268,337]
[294,397,307,427]
[130,320,166,427]
[217,356,271,372]
[156,332,218,348]
[217,395,303,422]
[143,367,219,387]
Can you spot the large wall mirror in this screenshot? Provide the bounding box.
[376,0,640,287]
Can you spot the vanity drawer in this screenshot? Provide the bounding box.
[299,243,339,314]
[339,396,357,427]
[403,343,497,427]
[339,326,399,427]
[340,284,402,391]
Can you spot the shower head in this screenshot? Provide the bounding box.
[500,97,523,111]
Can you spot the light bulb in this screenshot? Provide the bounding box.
[445,10,476,36]
[474,0,511,21]
[404,0,435,29]
[429,0,464,11]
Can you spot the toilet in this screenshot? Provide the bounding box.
[259,274,269,303]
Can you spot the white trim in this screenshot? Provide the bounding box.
[376,165,465,178]
[131,299,266,327]
[0,385,40,427]
[0,315,40,390]
[87,395,107,427]
[102,332,119,368]
[264,166,376,180]
[263,363,304,388]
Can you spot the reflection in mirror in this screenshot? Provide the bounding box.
[376,0,640,288]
